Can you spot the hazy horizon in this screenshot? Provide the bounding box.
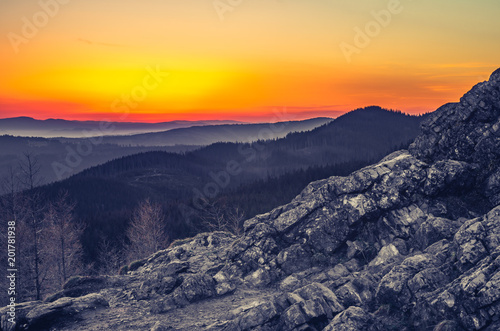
[1,1,499,122]
[0,113,338,124]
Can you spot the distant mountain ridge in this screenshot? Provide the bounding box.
[98,117,334,146]
[0,116,244,138]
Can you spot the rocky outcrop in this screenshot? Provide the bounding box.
[2,69,500,330]
[409,67,500,208]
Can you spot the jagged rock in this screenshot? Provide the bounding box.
[422,160,474,196]
[333,272,379,309]
[140,274,177,296]
[277,244,314,275]
[409,68,500,206]
[277,283,345,330]
[280,275,301,292]
[214,271,236,295]
[486,168,500,206]
[45,275,110,301]
[414,215,463,249]
[159,261,189,275]
[0,294,108,331]
[225,150,433,288]
[377,254,436,309]
[323,306,379,331]
[150,321,171,331]
[140,231,236,277]
[409,208,500,329]
[237,301,280,330]
[292,283,344,314]
[369,244,401,267]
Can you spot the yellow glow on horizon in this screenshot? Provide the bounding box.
[0,0,499,121]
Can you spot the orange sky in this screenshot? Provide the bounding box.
[1,0,499,122]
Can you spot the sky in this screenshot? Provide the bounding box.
[0,0,499,122]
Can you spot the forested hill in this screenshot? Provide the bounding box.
[278,106,425,152]
[192,106,427,174]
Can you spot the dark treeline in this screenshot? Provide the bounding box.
[0,134,200,186]
[211,159,377,219]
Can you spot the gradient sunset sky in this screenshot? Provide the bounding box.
[1,0,499,122]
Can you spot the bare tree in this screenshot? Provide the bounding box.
[97,237,124,276]
[42,191,84,290]
[126,199,168,262]
[3,158,86,300]
[18,153,45,300]
[200,198,228,232]
[225,206,245,236]
[0,165,41,301]
[18,152,42,191]
[200,198,245,236]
